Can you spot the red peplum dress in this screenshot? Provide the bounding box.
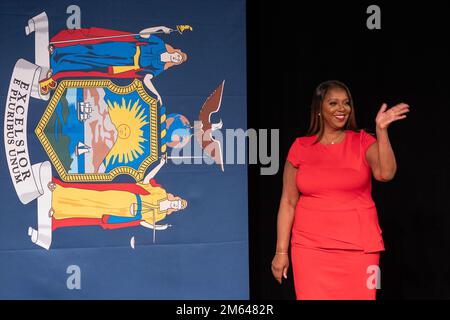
[287,129,385,300]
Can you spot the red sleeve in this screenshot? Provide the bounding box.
[360,130,377,167]
[360,129,377,154]
[287,138,301,168]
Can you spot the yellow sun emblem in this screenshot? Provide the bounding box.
[105,97,149,166]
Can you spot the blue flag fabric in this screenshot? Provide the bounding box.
[0,0,247,299]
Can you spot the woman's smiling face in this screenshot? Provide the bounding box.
[321,88,352,129]
[171,52,183,63]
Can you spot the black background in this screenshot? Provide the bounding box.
[247,0,450,299]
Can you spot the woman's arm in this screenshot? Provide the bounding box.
[271,160,300,284]
[140,221,169,230]
[142,155,166,184]
[366,129,396,182]
[139,26,172,38]
[366,102,410,182]
[143,74,163,105]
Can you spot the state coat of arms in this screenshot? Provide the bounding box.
[4,12,225,250]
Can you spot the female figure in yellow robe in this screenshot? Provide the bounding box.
[49,155,187,231]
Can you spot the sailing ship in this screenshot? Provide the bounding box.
[75,142,91,156]
[77,101,92,122]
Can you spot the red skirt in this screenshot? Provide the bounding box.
[291,244,380,300]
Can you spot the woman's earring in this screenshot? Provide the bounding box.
[318,113,321,117]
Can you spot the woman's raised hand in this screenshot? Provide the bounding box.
[156,94,163,106]
[375,102,410,130]
[160,26,173,34]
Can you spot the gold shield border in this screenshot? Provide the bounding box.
[35,79,158,182]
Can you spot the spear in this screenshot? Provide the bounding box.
[50,25,193,45]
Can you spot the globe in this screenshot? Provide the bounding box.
[165,113,192,148]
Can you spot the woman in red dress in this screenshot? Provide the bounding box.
[271,80,410,299]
